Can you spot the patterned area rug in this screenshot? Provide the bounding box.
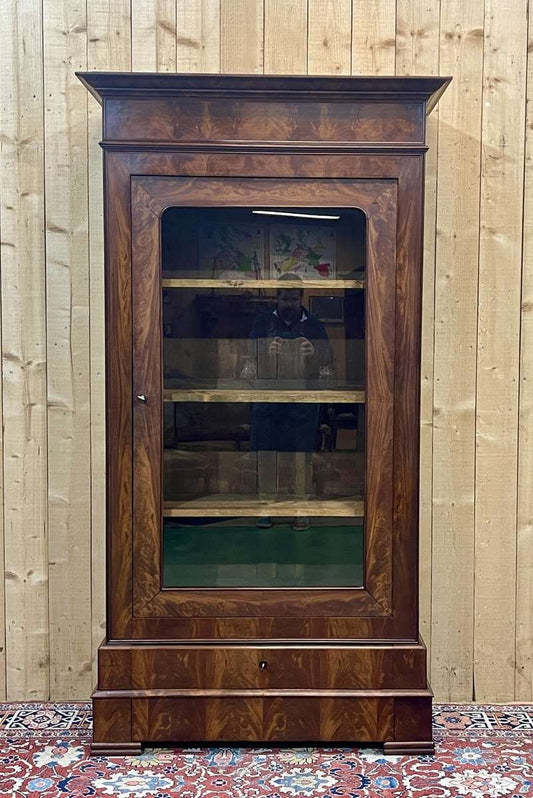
[0,703,532,796]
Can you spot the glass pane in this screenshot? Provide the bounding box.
[161,206,366,588]
[163,518,363,588]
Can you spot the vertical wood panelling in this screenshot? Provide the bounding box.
[307,0,351,75]
[474,0,527,700]
[516,5,533,702]
[264,0,307,74]
[0,223,3,698]
[395,0,440,658]
[86,0,131,687]
[1,0,533,702]
[221,0,263,73]
[0,93,4,701]
[431,3,484,701]
[177,0,221,72]
[352,0,396,75]
[44,0,92,699]
[132,1,177,71]
[0,0,49,700]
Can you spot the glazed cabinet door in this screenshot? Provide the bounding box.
[129,174,400,640]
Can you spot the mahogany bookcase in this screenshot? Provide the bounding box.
[77,72,450,755]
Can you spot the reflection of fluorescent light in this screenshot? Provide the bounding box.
[252,210,340,220]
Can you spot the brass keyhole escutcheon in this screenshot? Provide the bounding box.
[259,660,268,670]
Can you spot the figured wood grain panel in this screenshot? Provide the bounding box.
[131,695,396,742]
[98,645,132,689]
[516,5,533,701]
[317,697,394,741]
[264,697,321,740]
[104,96,424,144]
[132,697,205,740]
[475,0,527,701]
[431,0,483,701]
[395,0,440,659]
[364,181,396,613]
[132,0,176,72]
[221,0,263,73]
[86,0,131,688]
[130,614,406,640]
[307,0,351,75]
[177,0,221,73]
[93,697,132,743]
[389,158,424,639]
[105,153,134,641]
[44,0,92,700]
[1,0,49,700]
[320,648,388,689]
[264,0,307,74]
[119,152,405,181]
[352,0,396,75]
[132,187,163,609]
[129,646,420,690]
[393,647,428,689]
[188,696,270,739]
[394,696,433,741]
[133,697,264,740]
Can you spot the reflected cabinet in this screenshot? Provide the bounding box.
[78,72,450,754]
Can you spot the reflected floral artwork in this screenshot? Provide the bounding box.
[199,222,265,280]
[270,223,336,279]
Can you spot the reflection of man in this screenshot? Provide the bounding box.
[241,276,334,530]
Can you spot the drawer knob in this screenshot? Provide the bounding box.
[136,394,148,404]
[259,660,268,670]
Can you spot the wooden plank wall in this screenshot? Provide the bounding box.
[0,0,531,701]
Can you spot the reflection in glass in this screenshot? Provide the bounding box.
[161,206,366,588]
[163,518,363,588]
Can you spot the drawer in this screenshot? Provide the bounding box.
[128,645,426,690]
[131,695,396,742]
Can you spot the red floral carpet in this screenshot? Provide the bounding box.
[0,704,532,797]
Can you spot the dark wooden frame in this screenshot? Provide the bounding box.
[77,72,450,755]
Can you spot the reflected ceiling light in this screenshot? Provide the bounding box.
[252,210,340,220]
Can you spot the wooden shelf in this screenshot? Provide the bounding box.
[162,278,365,289]
[163,494,365,517]
[164,389,365,403]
